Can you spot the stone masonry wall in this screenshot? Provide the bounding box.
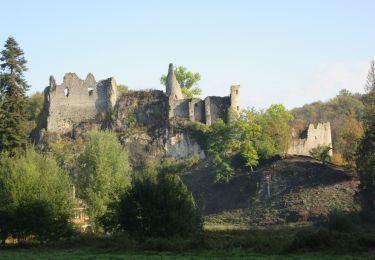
[170,99,190,119]
[47,73,117,134]
[188,98,205,122]
[288,122,333,156]
[115,90,167,131]
[204,96,231,125]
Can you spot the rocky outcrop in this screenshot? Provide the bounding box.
[165,133,205,159]
[114,90,167,131]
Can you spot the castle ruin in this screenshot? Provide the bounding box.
[47,73,117,134]
[166,63,240,124]
[43,63,332,161]
[46,63,240,135]
[288,122,333,157]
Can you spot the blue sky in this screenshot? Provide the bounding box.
[1,0,374,109]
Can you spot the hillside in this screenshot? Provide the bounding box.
[181,155,359,227]
[290,89,365,164]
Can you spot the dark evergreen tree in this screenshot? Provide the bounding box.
[0,36,29,152]
[117,170,202,237]
[357,60,375,214]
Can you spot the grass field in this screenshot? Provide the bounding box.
[1,223,374,259]
[0,248,374,260]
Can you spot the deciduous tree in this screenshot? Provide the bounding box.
[75,131,131,231]
[0,148,74,243]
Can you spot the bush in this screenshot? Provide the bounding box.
[118,171,202,237]
[289,229,335,251]
[326,210,355,232]
[0,148,74,244]
[309,145,332,164]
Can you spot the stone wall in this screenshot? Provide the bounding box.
[168,93,232,126]
[164,63,238,126]
[204,96,231,125]
[169,98,190,119]
[288,122,333,156]
[188,98,205,122]
[115,90,167,131]
[46,73,117,134]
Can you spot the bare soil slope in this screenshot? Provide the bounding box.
[181,155,359,226]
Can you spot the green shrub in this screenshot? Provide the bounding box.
[159,155,200,175]
[357,233,375,249]
[289,229,335,251]
[118,171,202,237]
[0,148,74,244]
[326,210,355,232]
[310,145,332,164]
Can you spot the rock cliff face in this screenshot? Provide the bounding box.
[165,133,205,159]
[113,90,205,166]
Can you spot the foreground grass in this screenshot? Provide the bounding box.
[0,248,374,260]
[1,225,374,259]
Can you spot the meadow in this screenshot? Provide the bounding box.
[1,223,374,259]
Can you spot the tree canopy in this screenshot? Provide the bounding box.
[118,169,202,237]
[191,104,293,183]
[75,131,131,231]
[0,148,73,243]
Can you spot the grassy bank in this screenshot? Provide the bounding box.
[1,225,374,259]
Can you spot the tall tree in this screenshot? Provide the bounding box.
[0,37,29,152]
[357,60,375,213]
[254,104,294,158]
[339,110,363,171]
[160,65,201,98]
[75,131,131,231]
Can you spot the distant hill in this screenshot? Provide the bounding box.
[181,155,358,227]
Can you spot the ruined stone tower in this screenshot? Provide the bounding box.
[230,85,241,115]
[288,122,333,157]
[46,73,117,134]
[166,63,183,100]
